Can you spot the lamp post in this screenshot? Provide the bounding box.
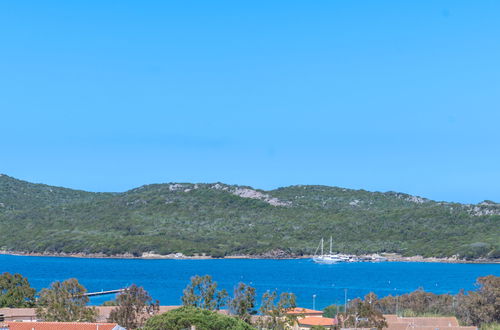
[313,294,317,310]
[344,288,347,313]
[395,288,399,316]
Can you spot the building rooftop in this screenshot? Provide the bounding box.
[0,309,36,318]
[0,306,180,323]
[299,316,337,326]
[5,322,119,330]
[383,315,477,330]
[286,307,324,315]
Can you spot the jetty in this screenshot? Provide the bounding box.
[84,289,125,297]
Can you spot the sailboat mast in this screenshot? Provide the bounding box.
[330,236,333,254]
[321,238,324,256]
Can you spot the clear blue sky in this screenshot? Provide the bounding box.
[1,1,499,203]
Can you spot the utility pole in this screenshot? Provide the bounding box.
[344,288,347,313]
[396,294,399,316]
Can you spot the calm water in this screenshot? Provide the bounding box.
[1,255,499,309]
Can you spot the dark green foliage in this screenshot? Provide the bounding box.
[323,304,345,318]
[458,242,494,260]
[0,272,36,307]
[0,175,499,259]
[101,300,118,306]
[143,306,255,330]
[0,174,110,211]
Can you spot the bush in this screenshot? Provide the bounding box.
[458,242,491,260]
[143,306,254,330]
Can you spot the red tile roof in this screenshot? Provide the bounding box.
[383,315,477,330]
[298,317,337,326]
[1,306,180,323]
[6,322,118,330]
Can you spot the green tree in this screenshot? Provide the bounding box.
[229,282,256,323]
[0,272,36,307]
[181,275,228,310]
[257,290,297,329]
[108,284,159,329]
[101,300,118,306]
[143,306,254,330]
[323,304,345,318]
[36,278,97,322]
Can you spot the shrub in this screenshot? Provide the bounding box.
[143,306,254,330]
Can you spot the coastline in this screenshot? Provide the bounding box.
[0,250,498,264]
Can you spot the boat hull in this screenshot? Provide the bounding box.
[313,256,342,264]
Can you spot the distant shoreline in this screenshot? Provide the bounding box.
[0,250,498,264]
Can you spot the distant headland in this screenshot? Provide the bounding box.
[0,174,498,262]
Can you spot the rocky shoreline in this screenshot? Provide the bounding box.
[0,250,498,264]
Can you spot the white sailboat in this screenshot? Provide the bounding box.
[313,237,343,264]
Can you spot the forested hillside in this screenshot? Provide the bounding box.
[0,174,498,259]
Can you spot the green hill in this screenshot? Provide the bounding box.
[0,174,498,259]
[0,174,110,210]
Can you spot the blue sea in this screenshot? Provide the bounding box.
[1,255,499,309]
